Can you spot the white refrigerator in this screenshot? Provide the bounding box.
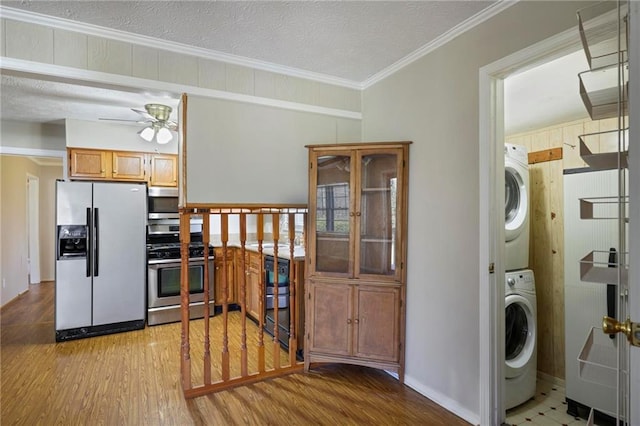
[55,181,147,341]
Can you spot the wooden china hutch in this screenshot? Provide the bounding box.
[304,141,410,381]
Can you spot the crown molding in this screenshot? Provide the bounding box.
[362,0,519,89]
[0,57,363,120]
[0,6,362,90]
[1,1,520,92]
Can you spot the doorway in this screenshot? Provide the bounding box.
[479,3,639,424]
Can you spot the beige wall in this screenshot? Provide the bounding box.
[361,1,599,420]
[0,155,61,306]
[1,120,66,151]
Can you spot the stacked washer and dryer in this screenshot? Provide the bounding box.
[504,143,537,410]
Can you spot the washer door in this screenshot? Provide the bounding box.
[505,165,528,242]
[505,294,536,379]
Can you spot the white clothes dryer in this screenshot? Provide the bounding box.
[505,143,530,271]
[505,269,537,410]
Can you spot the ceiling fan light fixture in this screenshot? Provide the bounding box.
[156,127,173,145]
[138,126,156,142]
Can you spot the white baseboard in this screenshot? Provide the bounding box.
[404,374,480,426]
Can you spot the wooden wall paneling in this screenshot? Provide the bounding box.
[159,51,198,87]
[1,19,5,57]
[562,122,588,169]
[226,64,255,95]
[132,45,159,80]
[3,18,362,114]
[53,29,87,69]
[530,130,554,377]
[599,117,621,154]
[5,20,53,63]
[87,36,132,75]
[198,58,226,91]
[548,127,565,380]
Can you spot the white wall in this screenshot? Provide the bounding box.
[1,120,65,151]
[361,1,598,422]
[184,94,361,204]
[65,118,178,154]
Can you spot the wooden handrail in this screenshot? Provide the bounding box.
[179,205,307,397]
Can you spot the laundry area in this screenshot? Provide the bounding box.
[502,3,628,425]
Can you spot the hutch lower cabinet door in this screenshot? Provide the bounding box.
[307,280,401,363]
[305,141,410,381]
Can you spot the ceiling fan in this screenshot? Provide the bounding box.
[100,103,177,144]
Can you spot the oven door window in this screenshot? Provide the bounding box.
[149,197,179,214]
[157,264,204,297]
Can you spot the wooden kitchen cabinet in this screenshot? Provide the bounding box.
[111,151,146,181]
[149,154,178,187]
[69,148,110,179]
[214,247,236,305]
[305,141,410,380]
[68,148,178,187]
[244,251,262,320]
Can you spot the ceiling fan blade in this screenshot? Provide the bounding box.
[98,117,151,124]
[131,108,155,121]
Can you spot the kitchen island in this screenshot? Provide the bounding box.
[208,241,305,355]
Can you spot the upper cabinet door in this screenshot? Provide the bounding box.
[355,149,403,281]
[310,151,355,276]
[112,151,146,181]
[149,154,178,187]
[69,148,110,179]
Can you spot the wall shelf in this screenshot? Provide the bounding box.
[579,66,628,120]
[578,327,618,388]
[579,129,628,170]
[578,1,628,69]
[580,250,628,285]
[579,196,628,221]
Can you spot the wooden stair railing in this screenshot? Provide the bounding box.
[179,205,307,398]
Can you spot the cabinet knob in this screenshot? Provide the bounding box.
[347,319,352,324]
[356,212,361,217]
[354,318,359,324]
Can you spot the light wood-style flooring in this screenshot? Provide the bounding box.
[1,282,470,425]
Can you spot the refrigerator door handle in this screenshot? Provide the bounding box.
[86,207,92,277]
[94,208,99,277]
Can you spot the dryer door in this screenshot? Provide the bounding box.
[505,294,536,378]
[505,165,528,242]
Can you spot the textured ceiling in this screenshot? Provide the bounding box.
[1,1,496,82]
[0,1,590,138]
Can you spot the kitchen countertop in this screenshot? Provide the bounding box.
[210,240,305,261]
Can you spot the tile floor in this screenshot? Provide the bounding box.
[505,380,587,426]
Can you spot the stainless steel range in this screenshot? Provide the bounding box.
[146,187,215,326]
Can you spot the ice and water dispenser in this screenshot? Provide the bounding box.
[57,225,88,260]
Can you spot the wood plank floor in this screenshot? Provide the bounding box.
[1,282,470,425]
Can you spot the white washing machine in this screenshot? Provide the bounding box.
[505,269,537,410]
[505,143,530,271]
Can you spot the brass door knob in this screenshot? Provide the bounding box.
[602,316,640,347]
